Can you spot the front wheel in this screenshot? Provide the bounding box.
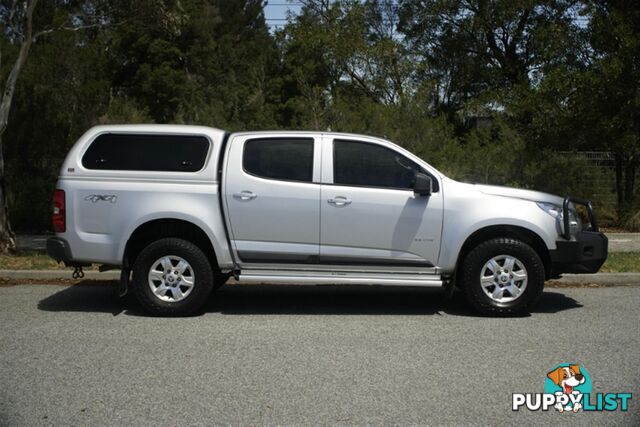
[461,238,544,316]
[132,238,214,316]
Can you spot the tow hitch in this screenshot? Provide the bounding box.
[71,265,85,279]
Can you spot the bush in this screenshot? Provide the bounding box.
[7,161,58,233]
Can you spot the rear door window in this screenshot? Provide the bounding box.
[82,133,210,172]
[243,138,314,182]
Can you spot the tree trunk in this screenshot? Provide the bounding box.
[614,150,638,224]
[625,160,637,209]
[0,135,16,252]
[615,153,624,207]
[0,0,38,253]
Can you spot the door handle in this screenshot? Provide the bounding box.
[328,196,352,206]
[233,191,257,201]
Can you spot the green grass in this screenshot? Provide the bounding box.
[0,251,63,270]
[600,252,640,273]
[0,251,98,271]
[1,251,639,273]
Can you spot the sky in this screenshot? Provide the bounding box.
[263,1,304,29]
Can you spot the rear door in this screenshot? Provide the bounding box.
[320,137,443,266]
[224,134,321,265]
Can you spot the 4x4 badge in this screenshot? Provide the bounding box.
[85,194,117,203]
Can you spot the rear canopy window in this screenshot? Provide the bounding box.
[82,134,210,172]
[243,138,314,182]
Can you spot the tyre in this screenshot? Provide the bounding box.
[132,238,214,316]
[461,238,544,316]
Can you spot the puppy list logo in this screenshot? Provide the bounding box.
[544,364,591,412]
[512,363,632,413]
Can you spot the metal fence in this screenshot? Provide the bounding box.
[565,152,617,206]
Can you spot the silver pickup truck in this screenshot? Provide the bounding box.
[47,125,608,316]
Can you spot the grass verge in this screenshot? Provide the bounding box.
[0,251,98,270]
[600,252,640,273]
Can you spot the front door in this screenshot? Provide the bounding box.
[320,138,443,266]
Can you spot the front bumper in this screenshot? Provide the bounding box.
[46,237,73,264]
[550,231,608,275]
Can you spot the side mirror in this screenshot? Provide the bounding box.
[413,172,432,196]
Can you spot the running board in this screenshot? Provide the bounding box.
[238,269,444,287]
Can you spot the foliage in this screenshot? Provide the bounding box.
[398,0,585,115]
[0,0,638,232]
[0,249,79,270]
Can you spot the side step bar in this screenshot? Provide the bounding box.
[238,269,444,287]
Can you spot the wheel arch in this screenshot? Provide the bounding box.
[454,225,551,284]
[123,218,219,272]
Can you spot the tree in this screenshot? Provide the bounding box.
[398,0,583,117]
[573,0,639,217]
[0,0,38,252]
[0,0,115,251]
[107,0,279,129]
[279,0,417,129]
[508,0,639,218]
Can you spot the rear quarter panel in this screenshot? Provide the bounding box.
[55,125,233,268]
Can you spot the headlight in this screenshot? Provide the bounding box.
[536,202,562,218]
[536,202,581,236]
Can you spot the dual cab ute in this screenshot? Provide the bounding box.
[47,125,608,316]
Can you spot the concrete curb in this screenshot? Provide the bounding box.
[0,270,121,280]
[1,269,639,286]
[554,273,640,286]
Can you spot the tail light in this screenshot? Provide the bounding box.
[52,189,66,232]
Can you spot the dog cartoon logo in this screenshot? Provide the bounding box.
[513,363,631,412]
[544,363,592,412]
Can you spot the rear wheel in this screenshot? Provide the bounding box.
[461,238,544,316]
[132,238,214,316]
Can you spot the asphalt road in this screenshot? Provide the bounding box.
[1,283,638,426]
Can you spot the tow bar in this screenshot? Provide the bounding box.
[71,266,85,279]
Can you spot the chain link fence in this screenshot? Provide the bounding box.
[566,152,618,207]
